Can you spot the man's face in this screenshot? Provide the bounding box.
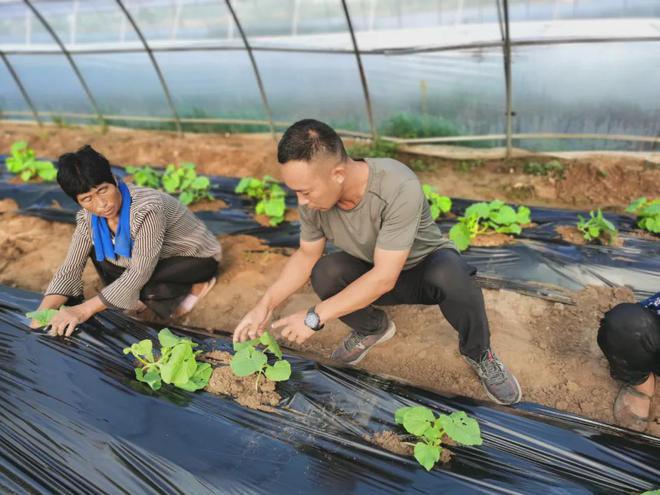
[281,156,345,211]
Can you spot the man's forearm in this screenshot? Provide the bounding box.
[315,269,394,324]
[260,249,320,311]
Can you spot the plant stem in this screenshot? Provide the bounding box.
[255,371,262,392]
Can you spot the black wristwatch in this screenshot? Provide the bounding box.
[304,306,324,331]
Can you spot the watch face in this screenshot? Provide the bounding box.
[304,311,319,329]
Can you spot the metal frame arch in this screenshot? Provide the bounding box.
[0,51,42,125]
[341,0,378,141]
[224,0,276,138]
[23,0,105,126]
[115,0,183,135]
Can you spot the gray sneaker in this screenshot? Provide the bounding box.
[331,319,397,365]
[464,350,522,405]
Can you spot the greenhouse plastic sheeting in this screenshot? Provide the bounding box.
[1,285,659,494]
[1,158,658,302]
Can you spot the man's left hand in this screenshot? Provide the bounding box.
[48,304,90,337]
[271,310,316,345]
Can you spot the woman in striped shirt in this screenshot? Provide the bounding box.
[30,145,222,336]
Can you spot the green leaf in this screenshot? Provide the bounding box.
[235,177,251,194]
[414,442,441,471]
[141,368,162,390]
[230,347,267,377]
[640,490,660,495]
[158,328,181,348]
[464,202,490,219]
[422,425,441,443]
[438,411,483,446]
[160,342,194,384]
[259,331,283,359]
[179,190,194,205]
[127,339,154,361]
[516,206,531,225]
[192,176,210,190]
[26,308,59,326]
[265,359,292,381]
[496,224,522,235]
[449,223,471,252]
[489,205,517,225]
[625,196,646,213]
[430,204,440,221]
[20,169,33,182]
[395,406,415,425]
[401,406,436,436]
[233,337,260,352]
[437,196,452,213]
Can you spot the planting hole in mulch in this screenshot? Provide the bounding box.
[201,351,281,411]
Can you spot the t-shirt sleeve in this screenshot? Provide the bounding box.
[298,206,325,242]
[376,179,424,251]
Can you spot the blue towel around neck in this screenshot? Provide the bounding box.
[91,181,133,262]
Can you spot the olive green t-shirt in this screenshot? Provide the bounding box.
[299,157,456,270]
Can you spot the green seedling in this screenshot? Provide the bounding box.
[626,197,660,234]
[576,209,618,244]
[347,138,399,159]
[162,162,213,206]
[449,200,531,251]
[230,331,291,390]
[122,328,212,392]
[235,176,287,226]
[126,165,163,189]
[6,140,57,182]
[25,308,60,326]
[640,490,660,495]
[523,160,564,178]
[395,406,482,471]
[422,184,452,220]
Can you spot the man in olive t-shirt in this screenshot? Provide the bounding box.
[233,119,521,405]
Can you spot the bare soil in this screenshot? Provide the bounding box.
[366,431,453,463]
[556,225,624,247]
[1,123,659,436]
[470,232,514,248]
[202,351,281,411]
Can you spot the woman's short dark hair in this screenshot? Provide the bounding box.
[56,145,116,202]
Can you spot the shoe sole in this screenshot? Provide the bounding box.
[463,356,523,405]
[346,321,397,365]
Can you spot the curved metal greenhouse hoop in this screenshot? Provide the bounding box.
[0,50,42,125]
[23,0,105,126]
[115,0,183,135]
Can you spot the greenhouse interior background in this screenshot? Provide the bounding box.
[1,0,659,153]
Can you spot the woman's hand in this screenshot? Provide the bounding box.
[48,304,91,337]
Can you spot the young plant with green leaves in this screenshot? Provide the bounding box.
[6,141,57,182]
[162,162,213,206]
[395,406,482,471]
[123,328,212,392]
[347,138,399,158]
[230,331,291,390]
[449,200,531,251]
[234,175,287,226]
[25,308,61,327]
[125,165,163,189]
[422,184,452,220]
[626,197,660,234]
[576,209,618,244]
[523,160,564,178]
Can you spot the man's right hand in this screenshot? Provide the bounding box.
[233,303,273,343]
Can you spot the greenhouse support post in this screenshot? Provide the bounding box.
[341,0,378,142]
[503,0,513,158]
[224,0,276,139]
[115,0,183,136]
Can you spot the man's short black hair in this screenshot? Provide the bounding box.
[277,119,348,164]
[56,145,116,202]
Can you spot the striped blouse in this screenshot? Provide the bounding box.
[46,185,222,310]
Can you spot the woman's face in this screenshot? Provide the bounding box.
[76,182,122,218]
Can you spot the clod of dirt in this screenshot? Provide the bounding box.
[202,351,281,411]
[471,232,514,248]
[555,225,623,247]
[0,199,18,214]
[366,431,453,464]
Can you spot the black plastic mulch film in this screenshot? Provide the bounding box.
[1,156,658,304]
[0,286,659,494]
